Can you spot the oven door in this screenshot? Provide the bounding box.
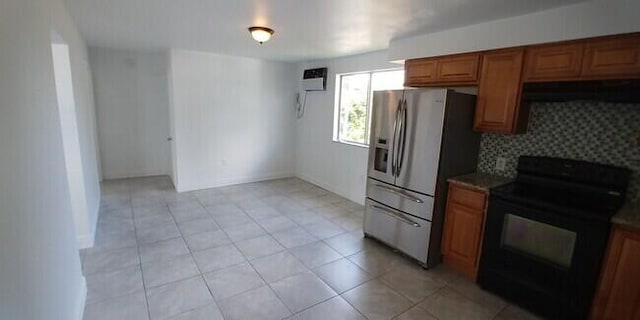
[477,197,610,320]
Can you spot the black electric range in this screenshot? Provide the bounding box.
[478,156,631,320]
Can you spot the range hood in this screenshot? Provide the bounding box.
[522,79,640,103]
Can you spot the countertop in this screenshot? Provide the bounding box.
[612,201,640,231]
[447,172,512,193]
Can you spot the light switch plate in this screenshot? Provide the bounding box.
[496,157,507,171]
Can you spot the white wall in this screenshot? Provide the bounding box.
[169,50,297,192]
[295,51,400,204]
[91,48,172,179]
[0,0,95,319]
[389,0,640,61]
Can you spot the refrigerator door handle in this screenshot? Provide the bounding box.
[396,99,408,176]
[391,99,402,176]
[371,205,421,227]
[373,184,424,203]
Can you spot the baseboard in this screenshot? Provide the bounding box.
[295,173,365,205]
[74,276,87,320]
[176,171,295,193]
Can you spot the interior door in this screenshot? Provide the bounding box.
[394,89,446,195]
[367,90,403,185]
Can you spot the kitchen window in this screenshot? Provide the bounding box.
[333,69,404,146]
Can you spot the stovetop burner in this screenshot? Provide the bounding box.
[489,156,631,222]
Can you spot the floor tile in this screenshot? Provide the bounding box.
[312,205,350,220]
[234,197,269,210]
[218,286,290,320]
[139,237,190,263]
[204,262,265,300]
[133,203,170,219]
[206,203,244,217]
[146,276,213,320]
[342,280,412,320]
[222,222,266,242]
[192,244,246,273]
[167,199,204,213]
[312,258,373,294]
[379,263,447,303]
[271,227,318,249]
[234,235,284,260]
[213,213,254,228]
[331,214,363,231]
[302,220,346,239]
[82,246,140,275]
[418,287,496,320]
[270,272,337,313]
[256,215,298,234]
[394,305,438,320]
[134,214,176,231]
[184,229,231,252]
[170,207,209,223]
[97,215,135,234]
[86,265,144,304]
[142,254,200,288]
[347,248,403,276]
[288,296,365,320]
[177,217,219,235]
[287,210,325,225]
[250,251,309,283]
[495,304,542,320]
[168,303,224,320]
[245,207,282,220]
[83,291,148,320]
[197,194,232,207]
[92,229,138,252]
[289,241,342,268]
[136,223,182,244]
[448,277,507,315]
[323,232,370,256]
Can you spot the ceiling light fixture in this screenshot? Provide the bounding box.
[248,26,274,44]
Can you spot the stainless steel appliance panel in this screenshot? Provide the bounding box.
[394,90,446,196]
[367,90,403,186]
[366,178,435,221]
[364,199,431,264]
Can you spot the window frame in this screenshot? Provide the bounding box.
[332,68,404,148]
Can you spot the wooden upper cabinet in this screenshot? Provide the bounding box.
[591,226,640,320]
[405,53,479,87]
[442,183,487,281]
[523,43,584,81]
[474,49,529,134]
[582,35,640,78]
[405,59,437,85]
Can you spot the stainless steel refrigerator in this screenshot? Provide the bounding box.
[364,89,480,267]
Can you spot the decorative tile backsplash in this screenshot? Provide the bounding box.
[477,101,640,201]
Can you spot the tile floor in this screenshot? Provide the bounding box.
[82,176,539,320]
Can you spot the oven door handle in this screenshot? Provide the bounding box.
[371,205,421,227]
[373,184,424,203]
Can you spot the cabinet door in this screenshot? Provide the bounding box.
[405,59,437,86]
[582,35,640,78]
[436,54,480,84]
[524,43,584,81]
[474,49,528,134]
[442,185,486,280]
[591,226,640,320]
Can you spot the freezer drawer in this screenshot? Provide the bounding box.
[366,179,435,221]
[364,199,431,264]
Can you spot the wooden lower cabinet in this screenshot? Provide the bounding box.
[591,225,640,320]
[442,183,487,280]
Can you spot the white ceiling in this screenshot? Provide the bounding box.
[64,0,585,62]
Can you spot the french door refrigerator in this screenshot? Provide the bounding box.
[364,89,480,267]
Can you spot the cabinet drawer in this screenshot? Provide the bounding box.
[582,35,640,78]
[449,184,486,210]
[524,43,584,81]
